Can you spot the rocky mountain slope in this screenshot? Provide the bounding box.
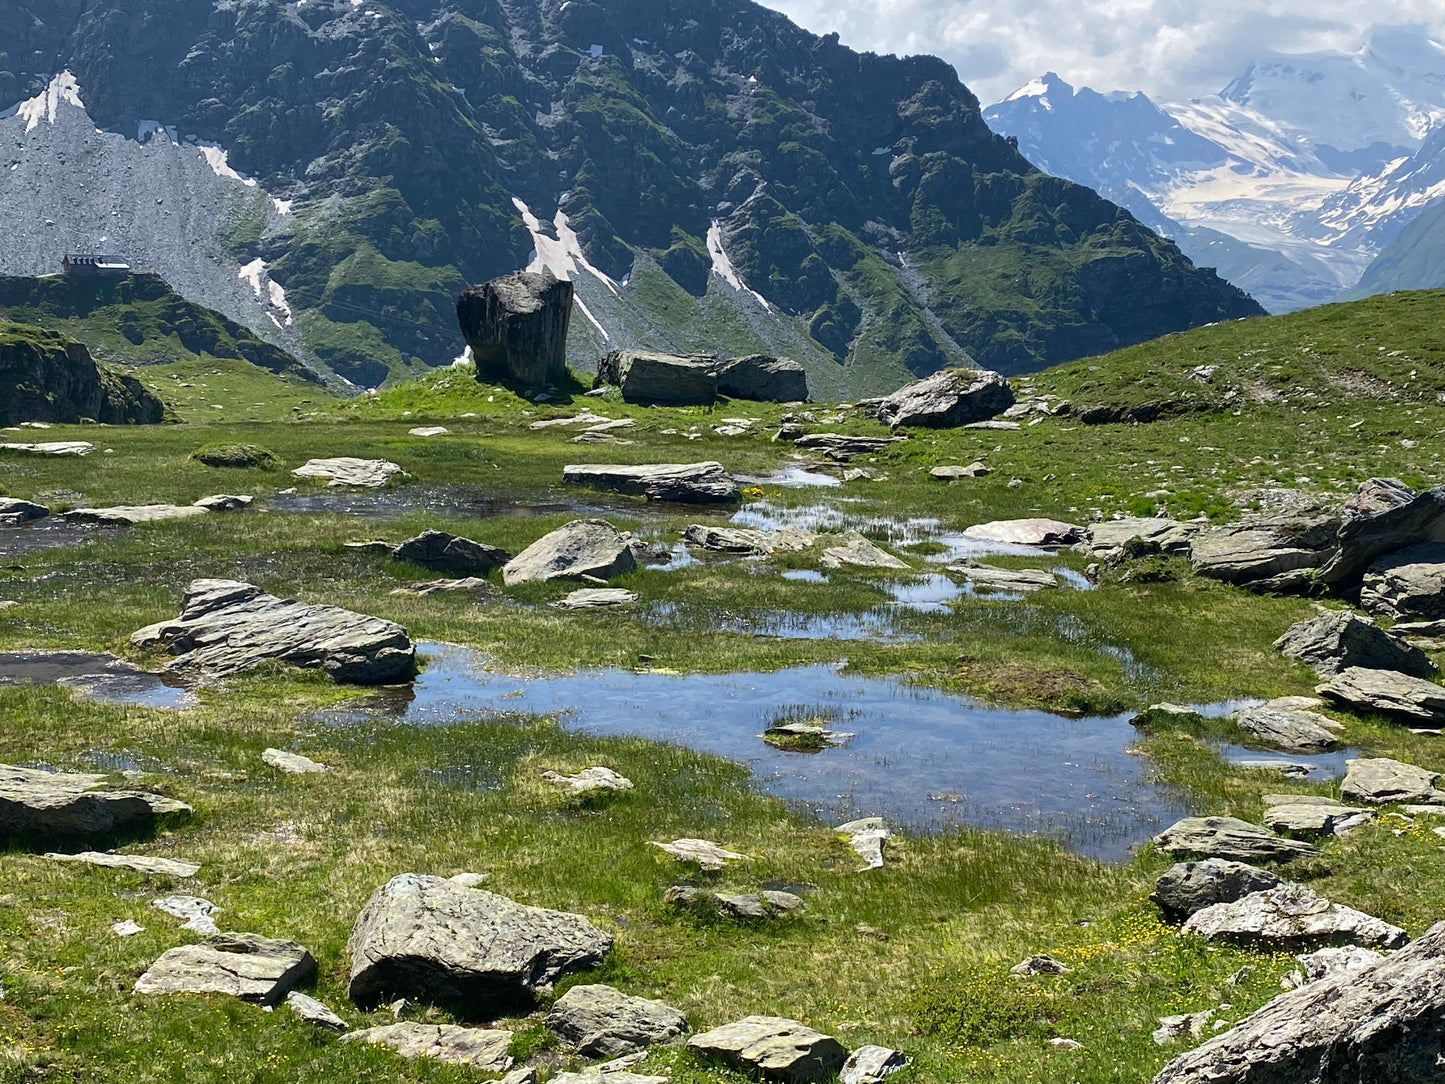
[985,27,1445,314]
[0,319,166,424]
[0,0,1258,394]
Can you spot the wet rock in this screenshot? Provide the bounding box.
[458,271,572,386]
[393,530,510,576]
[688,1016,847,1082]
[341,1022,514,1070]
[1316,666,1445,724]
[1188,528,1325,593]
[1010,955,1071,976]
[596,350,717,405]
[262,749,328,774]
[1232,706,1341,753]
[1360,543,1445,620]
[0,498,49,524]
[1261,795,1373,836]
[0,441,93,456]
[649,839,749,869]
[946,561,1059,593]
[348,875,611,1015]
[791,433,906,461]
[1339,756,1445,805]
[502,520,637,585]
[1083,518,1201,558]
[839,1045,909,1084]
[1316,479,1445,591]
[562,463,739,504]
[132,579,415,684]
[820,534,908,570]
[1152,919,1445,1084]
[62,504,209,525]
[1151,859,1283,918]
[962,519,1085,547]
[541,767,633,793]
[710,354,808,402]
[837,818,889,871]
[547,983,688,1056]
[1297,944,1384,983]
[875,368,1014,429]
[291,458,407,488]
[762,721,850,751]
[1153,817,1319,863]
[134,932,316,1005]
[1153,1012,1215,1045]
[46,851,199,876]
[1182,883,1408,949]
[0,763,191,841]
[193,494,253,512]
[287,991,348,1033]
[683,525,815,555]
[1273,610,1433,679]
[552,589,638,610]
[929,462,990,480]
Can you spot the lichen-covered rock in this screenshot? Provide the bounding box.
[1152,817,1319,863]
[1340,757,1445,805]
[876,368,1014,429]
[1151,859,1283,918]
[688,1017,847,1082]
[458,272,573,387]
[1182,882,1408,949]
[545,983,688,1056]
[1273,610,1434,679]
[134,932,315,1005]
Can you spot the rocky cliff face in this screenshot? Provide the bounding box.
[0,321,167,424]
[0,0,1261,393]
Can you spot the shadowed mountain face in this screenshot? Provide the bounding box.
[0,0,1261,391]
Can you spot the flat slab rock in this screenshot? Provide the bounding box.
[552,588,638,610]
[503,520,637,586]
[291,457,406,488]
[929,462,990,480]
[1084,518,1200,557]
[688,1016,847,1082]
[262,748,328,774]
[342,1022,513,1069]
[1151,859,1283,918]
[347,874,613,1016]
[1183,882,1408,949]
[134,932,316,1005]
[1232,705,1341,754]
[1262,795,1373,836]
[1316,666,1445,724]
[0,763,191,840]
[45,850,199,877]
[1153,816,1319,863]
[946,561,1059,593]
[683,524,815,556]
[546,982,688,1056]
[0,497,49,524]
[962,518,1084,547]
[193,494,253,512]
[649,838,749,869]
[62,504,210,525]
[0,441,93,456]
[1340,756,1445,804]
[1151,920,1445,1084]
[1188,527,1326,590]
[286,991,348,1033]
[1273,609,1434,679]
[132,578,415,685]
[819,533,908,570]
[542,767,633,793]
[563,462,739,504]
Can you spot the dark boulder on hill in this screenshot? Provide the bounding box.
[0,321,165,425]
[458,273,573,387]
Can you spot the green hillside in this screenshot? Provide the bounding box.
[1341,200,1445,302]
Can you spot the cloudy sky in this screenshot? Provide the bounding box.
[758,1,1445,105]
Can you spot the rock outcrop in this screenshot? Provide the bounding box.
[1316,480,1445,591]
[595,351,716,405]
[1273,610,1434,678]
[1153,817,1319,863]
[1181,883,1409,949]
[1360,543,1445,620]
[709,355,808,402]
[458,272,572,387]
[502,520,637,585]
[1340,757,1445,804]
[0,321,165,425]
[1316,666,1445,724]
[562,463,740,503]
[875,368,1014,429]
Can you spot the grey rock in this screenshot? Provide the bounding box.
[1316,666,1445,724]
[563,463,739,504]
[791,433,905,461]
[347,874,612,1015]
[1360,542,1445,620]
[551,1072,667,1084]
[1232,706,1341,753]
[715,893,769,918]
[152,895,218,933]
[286,991,348,1033]
[1182,883,1408,949]
[62,504,209,525]
[946,561,1059,593]
[875,368,1015,429]
[688,1016,847,1082]
[529,411,612,430]
[962,518,1085,547]
[760,890,805,912]
[408,426,449,437]
[1273,610,1433,679]
[596,350,716,406]
[1153,817,1319,863]
[262,748,328,774]
[929,462,990,480]
[649,839,749,869]
[1152,919,1445,1084]
[0,763,191,840]
[1262,797,1373,836]
[1151,859,1283,918]
[839,1045,909,1084]
[683,525,815,555]
[291,458,406,488]
[502,520,637,585]
[552,589,638,610]
[546,983,688,1056]
[1339,756,1445,804]
[1153,1012,1215,1045]
[132,578,415,684]
[709,355,808,403]
[541,767,633,793]
[390,577,494,596]
[1297,944,1385,984]
[1009,955,1071,976]
[0,498,49,523]
[663,885,702,907]
[458,271,572,387]
[393,530,509,576]
[342,1022,514,1070]
[45,850,199,877]
[1189,528,1325,592]
[1231,760,1316,777]
[0,441,94,456]
[819,534,908,570]
[134,932,316,1005]
[500,1068,539,1084]
[193,494,253,512]
[1317,479,1445,591]
[1084,518,1200,558]
[837,818,889,871]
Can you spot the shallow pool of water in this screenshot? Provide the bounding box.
[0,522,105,557]
[263,484,667,522]
[0,651,190,708]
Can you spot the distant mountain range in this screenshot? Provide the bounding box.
[985,25,1445,313]
[0,0,1257,394]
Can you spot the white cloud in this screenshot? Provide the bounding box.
[758,2,1445,104]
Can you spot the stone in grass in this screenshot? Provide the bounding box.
[552,588,638,610]
[1261,795,1373,836]
[1339,757,1445,805]
[562,462,739,504]
[962,518,1085,547]
[286,991,348,1033]
[819,533,908,570]
[0,497,49,523]
[1151,859,1283,919]
[839,1045,910,1084]
[45,851,199,877]
[134,932,316,1005]
[946,561,1059,593]
[929,462,990,480]
[1182,883,1408,950]
[1297,945,1385,984]
[1010,955,1072,976]
[1273,610,1434,679]
[541,767,634,794]
[152,894,219,934]
[0,762,191,840]
[1153,1012,1215,1045]
[648,839,749,870]
[341,1023,513,1070]
[347,874,612,1016]
[62,504,209,525]
[1152,817,1319,863]
[545,983,688,1056]
[502,520,637,586]
[876,368,1014,430]
[262,748,328,774]
[393,529,510,576]
[551,1072,668,1084]
[291,458,406,488]
[193,494,253,512]
[1231,706,1341,754]
[1316,667,1445,725]
[688,1016,848,1083]
[836,818,889,871]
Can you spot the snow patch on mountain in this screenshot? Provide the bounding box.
[706,220,772,310]
[238,259,293,328]
[0,72,85,133]
[512,196,617,341]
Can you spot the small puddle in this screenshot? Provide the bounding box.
[743,466,843,488]
[0,651,190,708]
[641,601,919,642]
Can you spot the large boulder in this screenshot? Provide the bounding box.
[1083,518,1200,559]
[393,530,510,576]
[1152,919,1445,1084]
[1316,667,1445,725]
[595,350,716,405]
[1317,479,1445,591]
[134,932,316,1005]
[131,579,415,684]
[1273,610,1434,679]
[1151,859,1283,918]
[562,463,739,503]
[1360,543,1445,620]
[347,874,613,1016]
[62,504,209,525]
[688,1017,847,1082]
[1232,705,1341,753]
[502,520,637,585]
[1340,757,1445,805]
[1181,883,1408,950]
[457,272,572,386]
[0,763,190,841]
[545,983,688,1056]
[1153,817,1319,863]
[0,321,165,425]
[875,368,1014,429]
[709,355,808,402]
